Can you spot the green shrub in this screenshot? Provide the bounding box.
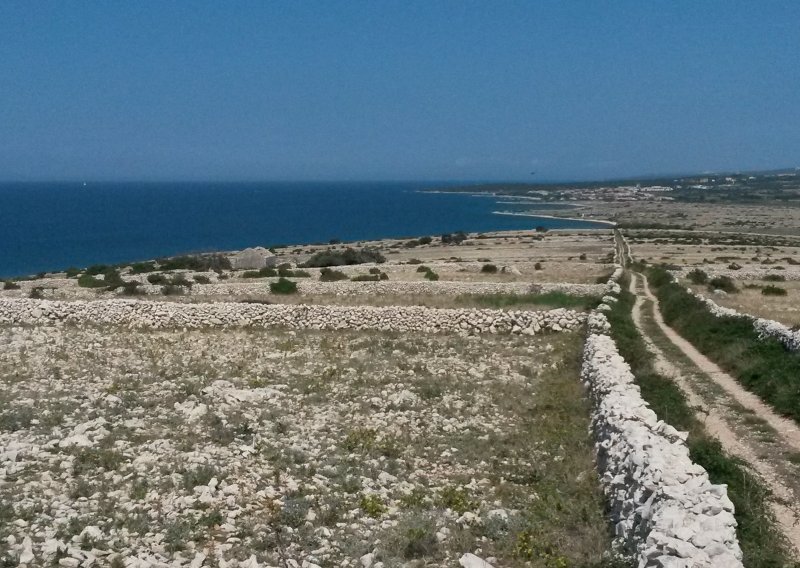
[579,253,587,260]
[440,231,467,244]
[241,267,278,278]
[269,277,297,294]
[379,272,389,280]
[120,281,143,296]
[359,494,387,518]
[158,254,231,272]
[423,270,439,281]
[147,273,168,285]
[480,263,498,273]
[278,267,311,278]
[64,267,81,278]
[161,285,184,296]
[534,262,543,270]
[2,281,20,290]
[129,261,157,274]
[351,274,380,282]
[301,247,385,268]
[415,266,429,273]
[84,264,111,276]
[369,267,382,274]
[763,274,786,282]
[28,287,44,299]
[193,275,211,284]
[708,275,737,293]
[78,274,107,288]
[686,268,708,284]
[407,259,422,265]
[168,274,193,289]
[762,285,787,296]
[319,268,348,282]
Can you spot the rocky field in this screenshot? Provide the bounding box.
[0,323,616,567]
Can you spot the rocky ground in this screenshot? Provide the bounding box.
[0,324,615,567]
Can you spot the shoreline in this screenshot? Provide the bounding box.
[492,210,617,227]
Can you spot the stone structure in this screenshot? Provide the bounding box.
[0,298,584,336]
[581,308,742,566]
[230,247,277,270]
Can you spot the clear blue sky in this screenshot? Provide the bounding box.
[1,1,798,182]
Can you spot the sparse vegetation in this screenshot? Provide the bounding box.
[269,277,298,294]
[300,247,385,268]
[761,285,787,296]
[241,267,278,278]
[157,254,231,272]
[708,275,737,293]
[686,268,708,284]
[319,268,348,282]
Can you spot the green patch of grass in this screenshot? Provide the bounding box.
[360,494,387,518]
[648,266,800,423]
[438,485,473,514]
[342,427,377,452]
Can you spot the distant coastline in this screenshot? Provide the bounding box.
[1,181,613,277]
[493,210,617,227]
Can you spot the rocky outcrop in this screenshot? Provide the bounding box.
[582,311,742,567]
[230,247,277,270]
[0,298,585,336]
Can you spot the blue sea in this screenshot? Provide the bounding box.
[0,182,606,278]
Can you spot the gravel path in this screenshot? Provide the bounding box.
[628,271,800,555]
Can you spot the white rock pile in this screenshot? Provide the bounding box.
[0,298,585,336]
[582,311,743,567]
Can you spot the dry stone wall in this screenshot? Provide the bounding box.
[4,280,610,300]
[582,311,742,567]
[672,267,800,281]
[0,298,585,336]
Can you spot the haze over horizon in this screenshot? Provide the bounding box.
[2,2,799,183]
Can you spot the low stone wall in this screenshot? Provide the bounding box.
[0,298,585,336]
[582,311,742,566]
[672,267,800,281]
[5,280,610,300]
[687,288,800,352]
